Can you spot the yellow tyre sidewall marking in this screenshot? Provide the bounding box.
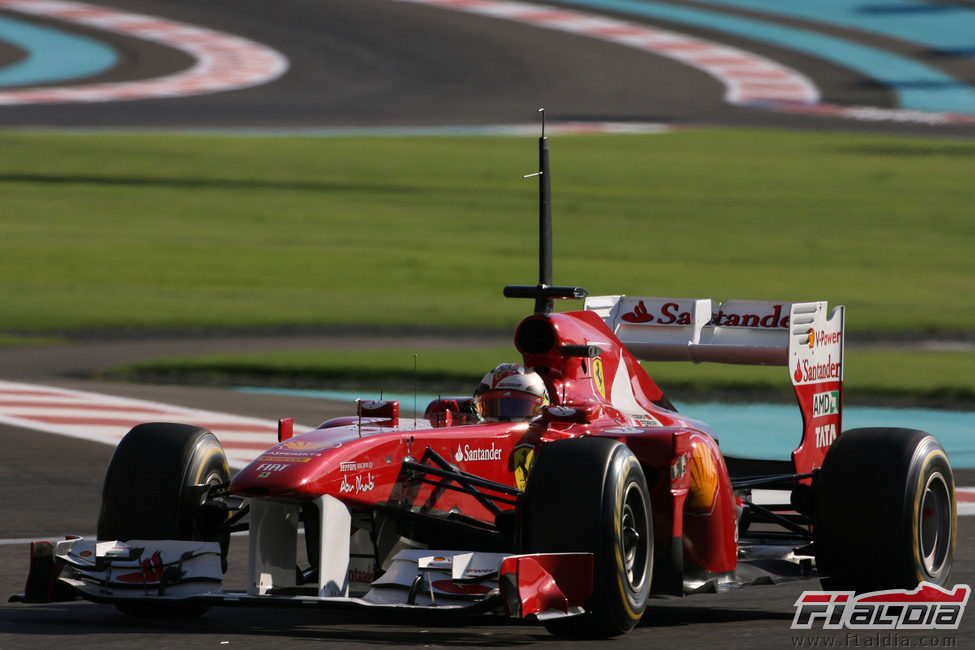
[613,456,646,622]
[911,449,955,582]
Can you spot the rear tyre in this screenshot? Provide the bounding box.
[519,437,652,638]
[98,422,231,618]
[814,427,955,592]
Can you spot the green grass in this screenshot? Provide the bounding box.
[106,346,515,392]
[109,346,975,408]
[0,334,66,347]
[646,348,975,406]
[1,129,974,334]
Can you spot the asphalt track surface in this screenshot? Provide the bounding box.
[1,0,975,136]
[2,0,975,647]
[1,340,975,648]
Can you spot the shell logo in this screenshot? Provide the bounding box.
[807,329,815,349]
[687,441,719,511]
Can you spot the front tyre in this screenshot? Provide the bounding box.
[519,437,652,638]
[97,422,231,618]
[814,427,956,592]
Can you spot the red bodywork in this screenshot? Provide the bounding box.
[231,308,742,584]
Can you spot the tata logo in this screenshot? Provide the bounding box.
[815,423,838,448]
[812,391,839,418]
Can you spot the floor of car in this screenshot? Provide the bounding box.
[723,456,794,480]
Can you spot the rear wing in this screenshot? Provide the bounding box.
[584,296,844,472]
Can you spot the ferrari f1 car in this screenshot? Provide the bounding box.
[14,127,957,638]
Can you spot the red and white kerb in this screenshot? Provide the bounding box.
[393,0,820,106]
[0,0,288,105]
[0,379,288,468]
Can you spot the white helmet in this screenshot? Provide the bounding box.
[473,363,549,422]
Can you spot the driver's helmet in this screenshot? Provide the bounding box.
[473,363,549,422]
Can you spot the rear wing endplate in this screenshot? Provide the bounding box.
[585,296,844,472]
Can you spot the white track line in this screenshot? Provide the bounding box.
[0,0,288,104]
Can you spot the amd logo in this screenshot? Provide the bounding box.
[813,391,839,418]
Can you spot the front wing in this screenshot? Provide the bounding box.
[13,537,593,622]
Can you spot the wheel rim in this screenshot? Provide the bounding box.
[919,472,951,577]
[202,468,224,487]
[621,482,649,591]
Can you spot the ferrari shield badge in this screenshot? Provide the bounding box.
[511,444,535,491]
[592,358,606,399]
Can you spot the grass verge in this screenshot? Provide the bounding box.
[105,346,975,409]
[1,129,973,334]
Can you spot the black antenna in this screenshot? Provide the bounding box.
[504,108,587,313]
[537,109,553,314]
[356,398,362,438]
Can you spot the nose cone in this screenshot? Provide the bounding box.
[231,436,341,497]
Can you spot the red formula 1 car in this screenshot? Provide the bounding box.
[15,130,957,638]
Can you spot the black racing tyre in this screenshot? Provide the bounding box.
[519,437,652,638]
[97,422,231,618]
[814,427,956,593]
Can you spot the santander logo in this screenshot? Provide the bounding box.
[454,443,503,463]
[621,301,693,325]
[795,357,842,384]
[620,300,790,328]
[712,304,790,328]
